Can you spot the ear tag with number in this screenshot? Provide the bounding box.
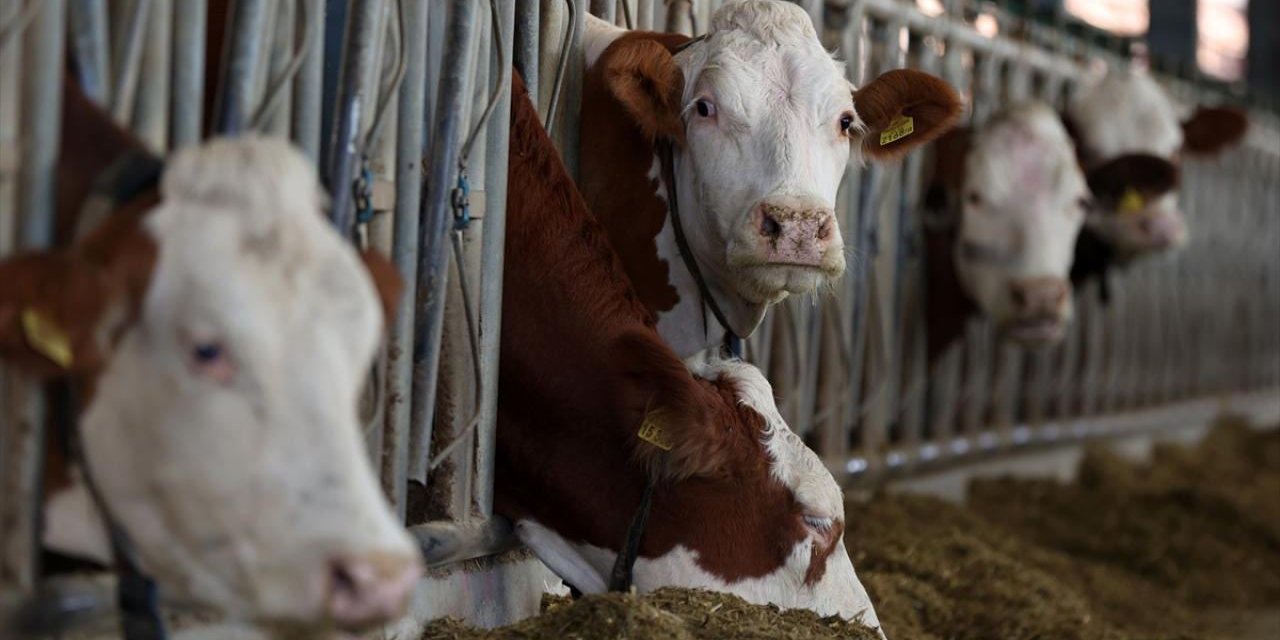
[879,115,915,146]
[637,409,674,451]
[1118,188,1146,215]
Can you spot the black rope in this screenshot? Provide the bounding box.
[607,477,657,593]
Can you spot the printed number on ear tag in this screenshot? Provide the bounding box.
[21,308,74,368]
[637,413,674,451]
[1118,188,1146,215]
[879,115,915,146]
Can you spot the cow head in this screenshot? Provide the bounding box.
[599,0,961,318]
[1065,69,1248,260]
[942,103,1088,344]
[0,139,420,633]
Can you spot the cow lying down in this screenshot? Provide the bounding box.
[0,80,420,635]
[494,73,884,633]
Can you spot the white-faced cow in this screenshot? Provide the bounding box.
[922,102,1089,358]
[0,80,420,633]
[579,0,963,357]
[1063,68,1248,298]
[495,74,883,632]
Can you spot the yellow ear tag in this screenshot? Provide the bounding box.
[637,411,674,451]
[879,115,915,146]
[21,308,74,369]
[1118,188,1145,215]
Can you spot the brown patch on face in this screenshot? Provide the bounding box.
[1084,154,1180,209]
[497,74,810,585]
[854,69,964,160]
[805,519,845,586]
[1182,106,1249,156]
[579,32,694,317]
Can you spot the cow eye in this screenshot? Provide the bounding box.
[839,112,855,133]
[694,99,716,118]
[190,341,236,383]
[1077,196,1094,212]
[966,191,982,207]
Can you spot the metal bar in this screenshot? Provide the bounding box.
[211,0,269,135]
[515,0,540,106]
[109,0,151,125]
[170,0,207,148]
[4,0,65,595]
[292,0,326,162]
[133,0,171,150]
[322,0,386,238]
[381,0,429,524]
[68,0,111,106]
[473,0,515,519]
[407,0,480,486]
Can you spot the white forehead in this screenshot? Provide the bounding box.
[1068,69,1183,161]
[146,137,380,360]
[966,102,1085,207]
[681,1,849,119]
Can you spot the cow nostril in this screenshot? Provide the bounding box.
[816,217,833,242]
[760,213,783,239]
[1010,285,1028,309]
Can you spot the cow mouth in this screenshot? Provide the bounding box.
[1003,316,1066,344]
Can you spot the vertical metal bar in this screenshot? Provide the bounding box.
[262,0,296,137]
[68,0,111,106]
[475,0,515,519]
[590,0,614,22]
[515,0,539,106]
[170,0,207,148]
[408,0,480,485]
[323,0,386,238]
[382,0,429,524]
[293,0,326,162]
[134,0,171,149]
[212,0,269,135]
[3,0,65,595]
[109,0,152,125]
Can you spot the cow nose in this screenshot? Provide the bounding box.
[1008,277,1069,315]
[754,199,837,266]
[326,552,420,630]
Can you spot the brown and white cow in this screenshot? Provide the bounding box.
[922,102,1089,358]
[494,73,882,631]
[579,0,962,357]
[1064,68,1248,294]
[0,80,420,633]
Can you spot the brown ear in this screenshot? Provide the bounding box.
[1182,106,1249,156]
[602,36,687,144]
[854,69,964,160]
[359,249,403,326]
[0,252,118,378]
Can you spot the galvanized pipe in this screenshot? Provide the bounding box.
[212,0,269,135]
[515,0,540,106]
[109,0,151,125]
[407,0,481,486]
[322,0,386,238]
[382,0,429,522]
[68,0,111,106]
[292,0,326,162]
[170,0,207,148]
[133,0,171,150]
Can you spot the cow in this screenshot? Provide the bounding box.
[922,102,1090,359]
[1063,68,1248,299]
[494,73,883,632]
[0,79,421,634]
[578,0,963,358]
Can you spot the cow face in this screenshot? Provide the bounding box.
[954,103,1087,344]
[0,139,420,633]
[601,0,961,308]
[1066,69,1248,260]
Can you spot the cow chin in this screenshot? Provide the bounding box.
[729,256,846,304]
[1000,314,1068,345]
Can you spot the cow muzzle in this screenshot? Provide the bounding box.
[1004,277,1071,344]
[751,197,839,269]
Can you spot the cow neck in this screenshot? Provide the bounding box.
[579,43,762,359]
[923,218,978,363]
[499,74,807,584]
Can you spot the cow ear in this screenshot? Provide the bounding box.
[1182,106,1248,156]
[359,249,403,327]
[0,252,117,378]
[853,69,964,161]
[602,37,687,144]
